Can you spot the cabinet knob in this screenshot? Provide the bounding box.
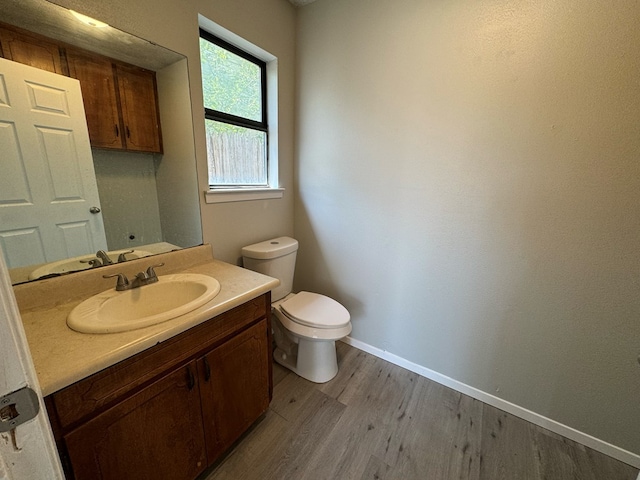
[89,206,101,214]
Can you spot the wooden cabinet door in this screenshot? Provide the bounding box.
[64,361,207,480]
[0,26,65,75]
[198,319,270,462]
[67,49,123,150]
[116,63,163,153]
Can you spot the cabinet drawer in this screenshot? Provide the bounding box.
[49,294,268,429]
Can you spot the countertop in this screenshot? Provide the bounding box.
[15,245,279,396]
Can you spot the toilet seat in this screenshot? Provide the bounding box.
[280,291,350,329]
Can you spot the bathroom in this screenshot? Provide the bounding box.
[0,0,639,477]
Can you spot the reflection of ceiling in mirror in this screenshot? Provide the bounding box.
[0,0,183,70]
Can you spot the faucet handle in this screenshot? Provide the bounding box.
[145,263,165,279]
[117,250,134,263]
[103,273,130,291]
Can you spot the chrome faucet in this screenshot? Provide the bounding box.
[103,263,165,291]
[96,250,114,265]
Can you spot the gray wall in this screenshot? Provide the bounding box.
[93,150,163,249]
[155,59,203,249]
[295,0,640,454]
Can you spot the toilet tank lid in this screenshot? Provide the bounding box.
[241,236,299,260]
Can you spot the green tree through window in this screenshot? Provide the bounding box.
[200,31,267,186]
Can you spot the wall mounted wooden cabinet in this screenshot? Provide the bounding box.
[1,22,163,154]
[66,49,123,150]
[0,25,67,75]
[45,294,272,480]
[67,49,163,154]
[114,63,163,153]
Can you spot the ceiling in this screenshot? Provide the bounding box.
[0,0,182,70]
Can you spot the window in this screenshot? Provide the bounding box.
[200,29,269,189]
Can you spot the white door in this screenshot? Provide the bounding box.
[0,57,107,269]
[0,248,64,479]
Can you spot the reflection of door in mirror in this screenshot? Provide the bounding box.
[0,57,107,269]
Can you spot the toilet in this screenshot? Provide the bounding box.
[241,237,351,383]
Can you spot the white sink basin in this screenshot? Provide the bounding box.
[67,273,221,334]
[29,249,153,280]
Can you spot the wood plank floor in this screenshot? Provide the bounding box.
[202,342,638,480]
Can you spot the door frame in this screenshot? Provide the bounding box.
[0,248,63,479]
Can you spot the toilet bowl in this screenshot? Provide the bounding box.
[272,291,351,383]
[241,237,352,383]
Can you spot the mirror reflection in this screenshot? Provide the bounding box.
[0,0,203,285]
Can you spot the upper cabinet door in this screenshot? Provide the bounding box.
[116,63,163,153]
[0,26,66,75]
[66,49,123,150]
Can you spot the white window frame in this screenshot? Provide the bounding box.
[198,15,283,203]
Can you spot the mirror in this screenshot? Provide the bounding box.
[0,0,203,285]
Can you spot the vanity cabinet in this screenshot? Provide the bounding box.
[67,49,163,154]
[45,293,272,480]
[0,25,67,75]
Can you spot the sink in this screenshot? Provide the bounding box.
[67,273,221,334]
[28,249,153,280]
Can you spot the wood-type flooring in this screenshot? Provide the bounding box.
[203,342,638,480]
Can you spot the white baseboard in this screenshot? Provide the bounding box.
[341,336,640,470]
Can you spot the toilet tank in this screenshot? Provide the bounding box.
[241,237,298,302]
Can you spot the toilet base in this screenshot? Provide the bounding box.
[273,338,339,383]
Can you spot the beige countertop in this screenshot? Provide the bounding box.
[15,245,279,396]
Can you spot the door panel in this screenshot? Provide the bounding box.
[0,120,31,204]
[64,361,207,480]
[0,57,107,268]
[0,228,46,268]
[0,251,64,479]
[199,320,270,462]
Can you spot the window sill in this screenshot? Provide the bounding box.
[204,188,284,204]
